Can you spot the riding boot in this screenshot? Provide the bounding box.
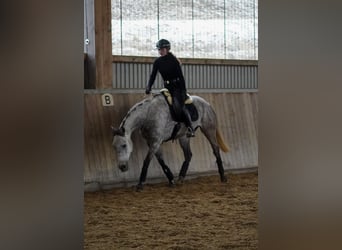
[183,108,195,137]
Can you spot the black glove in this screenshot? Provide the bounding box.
[145,86,151,95]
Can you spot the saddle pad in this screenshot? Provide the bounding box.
[160,88,193,105]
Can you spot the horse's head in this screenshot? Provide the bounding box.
[111,126,133,172]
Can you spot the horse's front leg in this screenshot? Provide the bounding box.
[154,149,175,187]
[178,136,192,183]
[136,150,154,191]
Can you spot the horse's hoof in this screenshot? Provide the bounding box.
[221,176,228,183]
[169,180,175,188]
[136,184,143,192]
[178,176,185,184]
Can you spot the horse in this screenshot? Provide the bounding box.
[111,93,229,191]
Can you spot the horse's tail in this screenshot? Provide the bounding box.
[216,129,230,153]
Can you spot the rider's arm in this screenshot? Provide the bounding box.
[146,59,159,94]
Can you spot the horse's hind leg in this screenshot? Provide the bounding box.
[201,128,227,182]
[178,136,192,183]
[154,149,175,186]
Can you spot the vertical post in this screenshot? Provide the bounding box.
[94,0,113,89]
[84,0,96,89]
[84,0,113,89]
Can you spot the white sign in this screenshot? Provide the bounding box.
[101,94,114,106]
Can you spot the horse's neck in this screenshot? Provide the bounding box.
[120,100,149,135]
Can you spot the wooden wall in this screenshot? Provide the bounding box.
[84,92,258,191]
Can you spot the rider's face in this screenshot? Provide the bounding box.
[158,48,168,56]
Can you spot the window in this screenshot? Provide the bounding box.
[111,0,258,60]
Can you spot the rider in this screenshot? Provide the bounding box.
[145,39,195,137]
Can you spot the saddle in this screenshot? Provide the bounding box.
[160,88,199,122]
[160,88,193,105]
[160,88,199,141]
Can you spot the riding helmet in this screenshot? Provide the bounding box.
[156,39,171,49]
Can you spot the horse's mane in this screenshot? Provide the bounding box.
[119,95,163,129]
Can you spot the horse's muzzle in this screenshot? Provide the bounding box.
[118,164,128,172]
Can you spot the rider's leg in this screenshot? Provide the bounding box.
[183,107,195,137]
[172,91,195,137]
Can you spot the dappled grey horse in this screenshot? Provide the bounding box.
[111,93,229,191]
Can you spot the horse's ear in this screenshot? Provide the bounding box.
[111,126,125,136]
[111,126,119,136]
[120,127,125,135]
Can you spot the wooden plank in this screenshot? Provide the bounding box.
[113,55,258,66]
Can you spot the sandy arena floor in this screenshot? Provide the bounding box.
[84,172,258,249]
